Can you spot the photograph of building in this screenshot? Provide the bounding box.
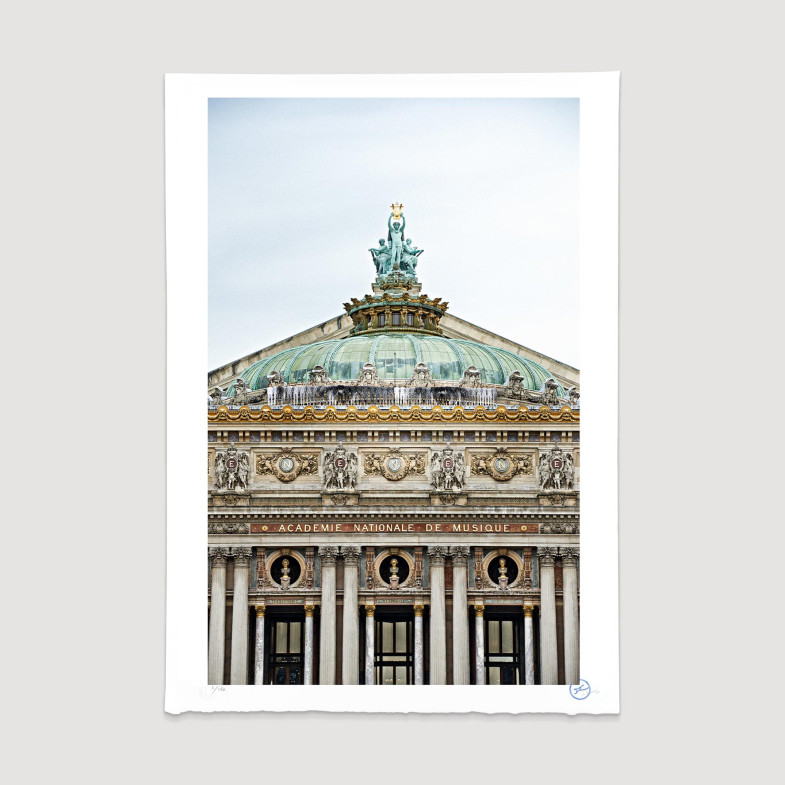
[207,204,580,686]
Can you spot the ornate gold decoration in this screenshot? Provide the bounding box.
[363,448,426,480]
[523,605,535,617]
[474,605,485,617]
[255,606,265,617]
[390,202,403,219]
[413,604,425,617]
[255,448,319,482]
[470,447,533,481]
[304,604,315,617]
[365,605,376,617]
[209,405,579,424]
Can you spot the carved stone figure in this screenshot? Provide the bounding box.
[308,365,333,385]
[406,362,434,388]
[430,448,465,491]
[544,378,559,406]
[267,371,284,387]
[568,387,580,407]
[208,387,224,407]
[459,366,482,388]
[323,444,358,491]
[498,557,509,590]
[280,557,291,590]
[214,444,250,490]
[357,362,381,385]
[538,446,574,492]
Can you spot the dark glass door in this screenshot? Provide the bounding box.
[485,616,522,685]
[375,615,413,685]
[268,616,304,685]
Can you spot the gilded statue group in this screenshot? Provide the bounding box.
[368,204,424,278]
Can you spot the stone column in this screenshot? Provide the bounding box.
[341,546,361,685]
[254,605,265,685]
[318,546,339,685]
[304,604,315,685]
[538,547,559,685]
[451,546,470,685]
[474,605,485,685]
[523,604,535,685]
[208,548,228,685]
[230,547,252,685]
[428,546,448,685]
[364,605,375,685]
[413,604,425,685]
[561,548,580,686]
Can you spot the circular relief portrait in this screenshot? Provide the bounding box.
[488,554,519,586]
[270,555,301,586]
[379,554,410,586]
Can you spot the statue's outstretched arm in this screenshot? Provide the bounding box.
[401,214,406,231]
[388,214,393,231]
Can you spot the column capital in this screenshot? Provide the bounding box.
[209,547,229,564]
[365,605,376,617]
[450,545,470,563]
[413,604,425,617]
[255,605,265,618]
[305,604,315,617]
[319,546,340,564]
[341,545,362,563]
[523,604,535,617]
[232,546,252,564]
[427,545,448,563]
[538,546,558,565]
[473,605,484,617]
[560,547,580,565]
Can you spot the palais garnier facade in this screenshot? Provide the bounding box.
[207,207,580,686]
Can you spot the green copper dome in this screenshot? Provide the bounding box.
[228,334,564,396]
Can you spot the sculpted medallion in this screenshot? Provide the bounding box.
[255,448,319,482]
[471,448,533,482]
[364,448,426,481]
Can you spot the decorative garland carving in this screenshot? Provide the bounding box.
[209,404,580,424]
[470,447,533,481]
[363,448,426,480]
[208,521,249,534]
[255,448,319,483]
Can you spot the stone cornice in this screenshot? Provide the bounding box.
[208,404,579,424]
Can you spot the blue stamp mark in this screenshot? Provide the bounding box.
[569,679,591,700]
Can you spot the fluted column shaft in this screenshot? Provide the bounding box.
[539,548,559,685]
[523,605,535,685]
[414,605,425,685]
[341,546,361,685]
[365,606,375,685]
[428,546,448,685]
[319,546,338,684]
[254,606,265,684]
[304,605,315,685]
[451,546,470,685]
[230,548,251,685]
[474,606,485,685]
[208,548,228,685]
[562,548,580,685]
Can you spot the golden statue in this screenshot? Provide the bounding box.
[390,557,399,577]
[498,557,507,577]
[390,202,404,220]
[281,557,290,577]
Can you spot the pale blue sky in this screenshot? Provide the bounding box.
[209,98,579,371]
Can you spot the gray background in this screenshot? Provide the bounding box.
[4,1,781,783]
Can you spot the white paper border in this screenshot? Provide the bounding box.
[165,73,619,714]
